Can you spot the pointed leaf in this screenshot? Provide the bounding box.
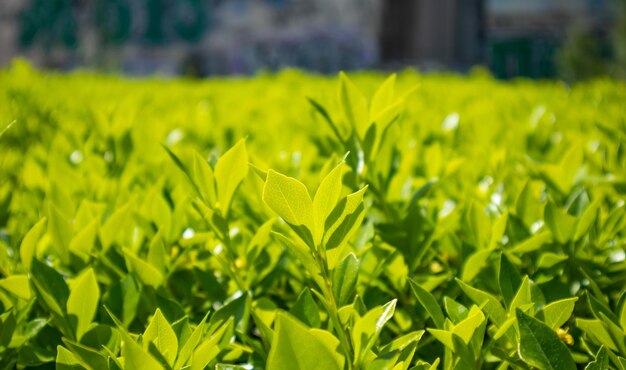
[67,268,100,339]
[143,308,178,366]
[20,218,46,271]
[338,71,369,137]
[290,288,321,328]
[267,312,344,370]
[215,139,248,214]
[542,298,578,330]
[409,279,444,329]
[313,162,344,243]
[263,170,315,243]
[332,253,359,307]
[516,309,576,370]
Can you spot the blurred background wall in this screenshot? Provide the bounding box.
[0,0,624,80]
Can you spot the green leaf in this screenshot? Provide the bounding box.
[452,306,486,344]
[338,71,369,138]
[192,151,217,206]
[537,252,568,269]
[20,217,46,271]
[174,312,209,369]
[215,139,248,215]
[48,203,72,264]
[575,198,601,240]
[290,288,321,328]
[56,345,81,370]
[332,253,359,307]
[576,318,618,351]
[456,279,507,327]
[68,219,98,261]
[498,253,522,307]
[120,329,164,370]
[263,169,315,245]
[267,312,344,370]
[465,201,491,248]
[488,211,508,249]
[30,259,70,319]
[163,145,202,198]
[462,249,493,282]
[516,309,576,370]
[100,201,133,250]
[544,201,577,244]
[542,298,577,329]
[509,276,532,314]
[313,161,344,244]
[352,299,397,365]
[370,74,396,120]
[62,339,109,370]
[0,275,32,300]
[585,345,608,370]
[444,297,469,324]
[67,268,100,339]
[307,97,345,144]
[0,310,16,348]
[122,247,164,287]
[190,317,232,370]
[409,279,444,329]
[323,187,367,250]
[510,230,552,254]
[143,308,178,366]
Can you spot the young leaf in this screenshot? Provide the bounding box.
[174,312,209,369]
[462,249,493,282]
[456,279,507,327]
[62,339,109,370]
[352,299,397,365]
[370,74,396,120]
[542,297,578,330]
[263,169,315,244]
[56,345,81,370]
[30,259,70,319]
[444,297,469,324]
[190,318,232,370]
[465,201,491,249]
[267,312,344,370]
[0,275,32,300]
[509,276,532,314]
[120,329,165,370]
[409,279,444,329]
[313,162,344,244]
[499,253,522,307]
[516,309,576,370]
[192,151,217,206]
[452,306,486,344]
[290,288,321,328]
[123,248,164,287]
[48,203,72,264]
[323,186,367,250]
[585,345,608,370]
[338,71,369,138]
[19,217,46,271]
[544,201,577,244]
[332,253,359,307]
[100,201,132,250]
[143,308,178,366]
[67,268,100,339]
[215,139,248,214]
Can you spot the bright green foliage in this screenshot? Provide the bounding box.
[517,310,576,370]
[1,61,626,369]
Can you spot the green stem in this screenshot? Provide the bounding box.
[314,246,354,370]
